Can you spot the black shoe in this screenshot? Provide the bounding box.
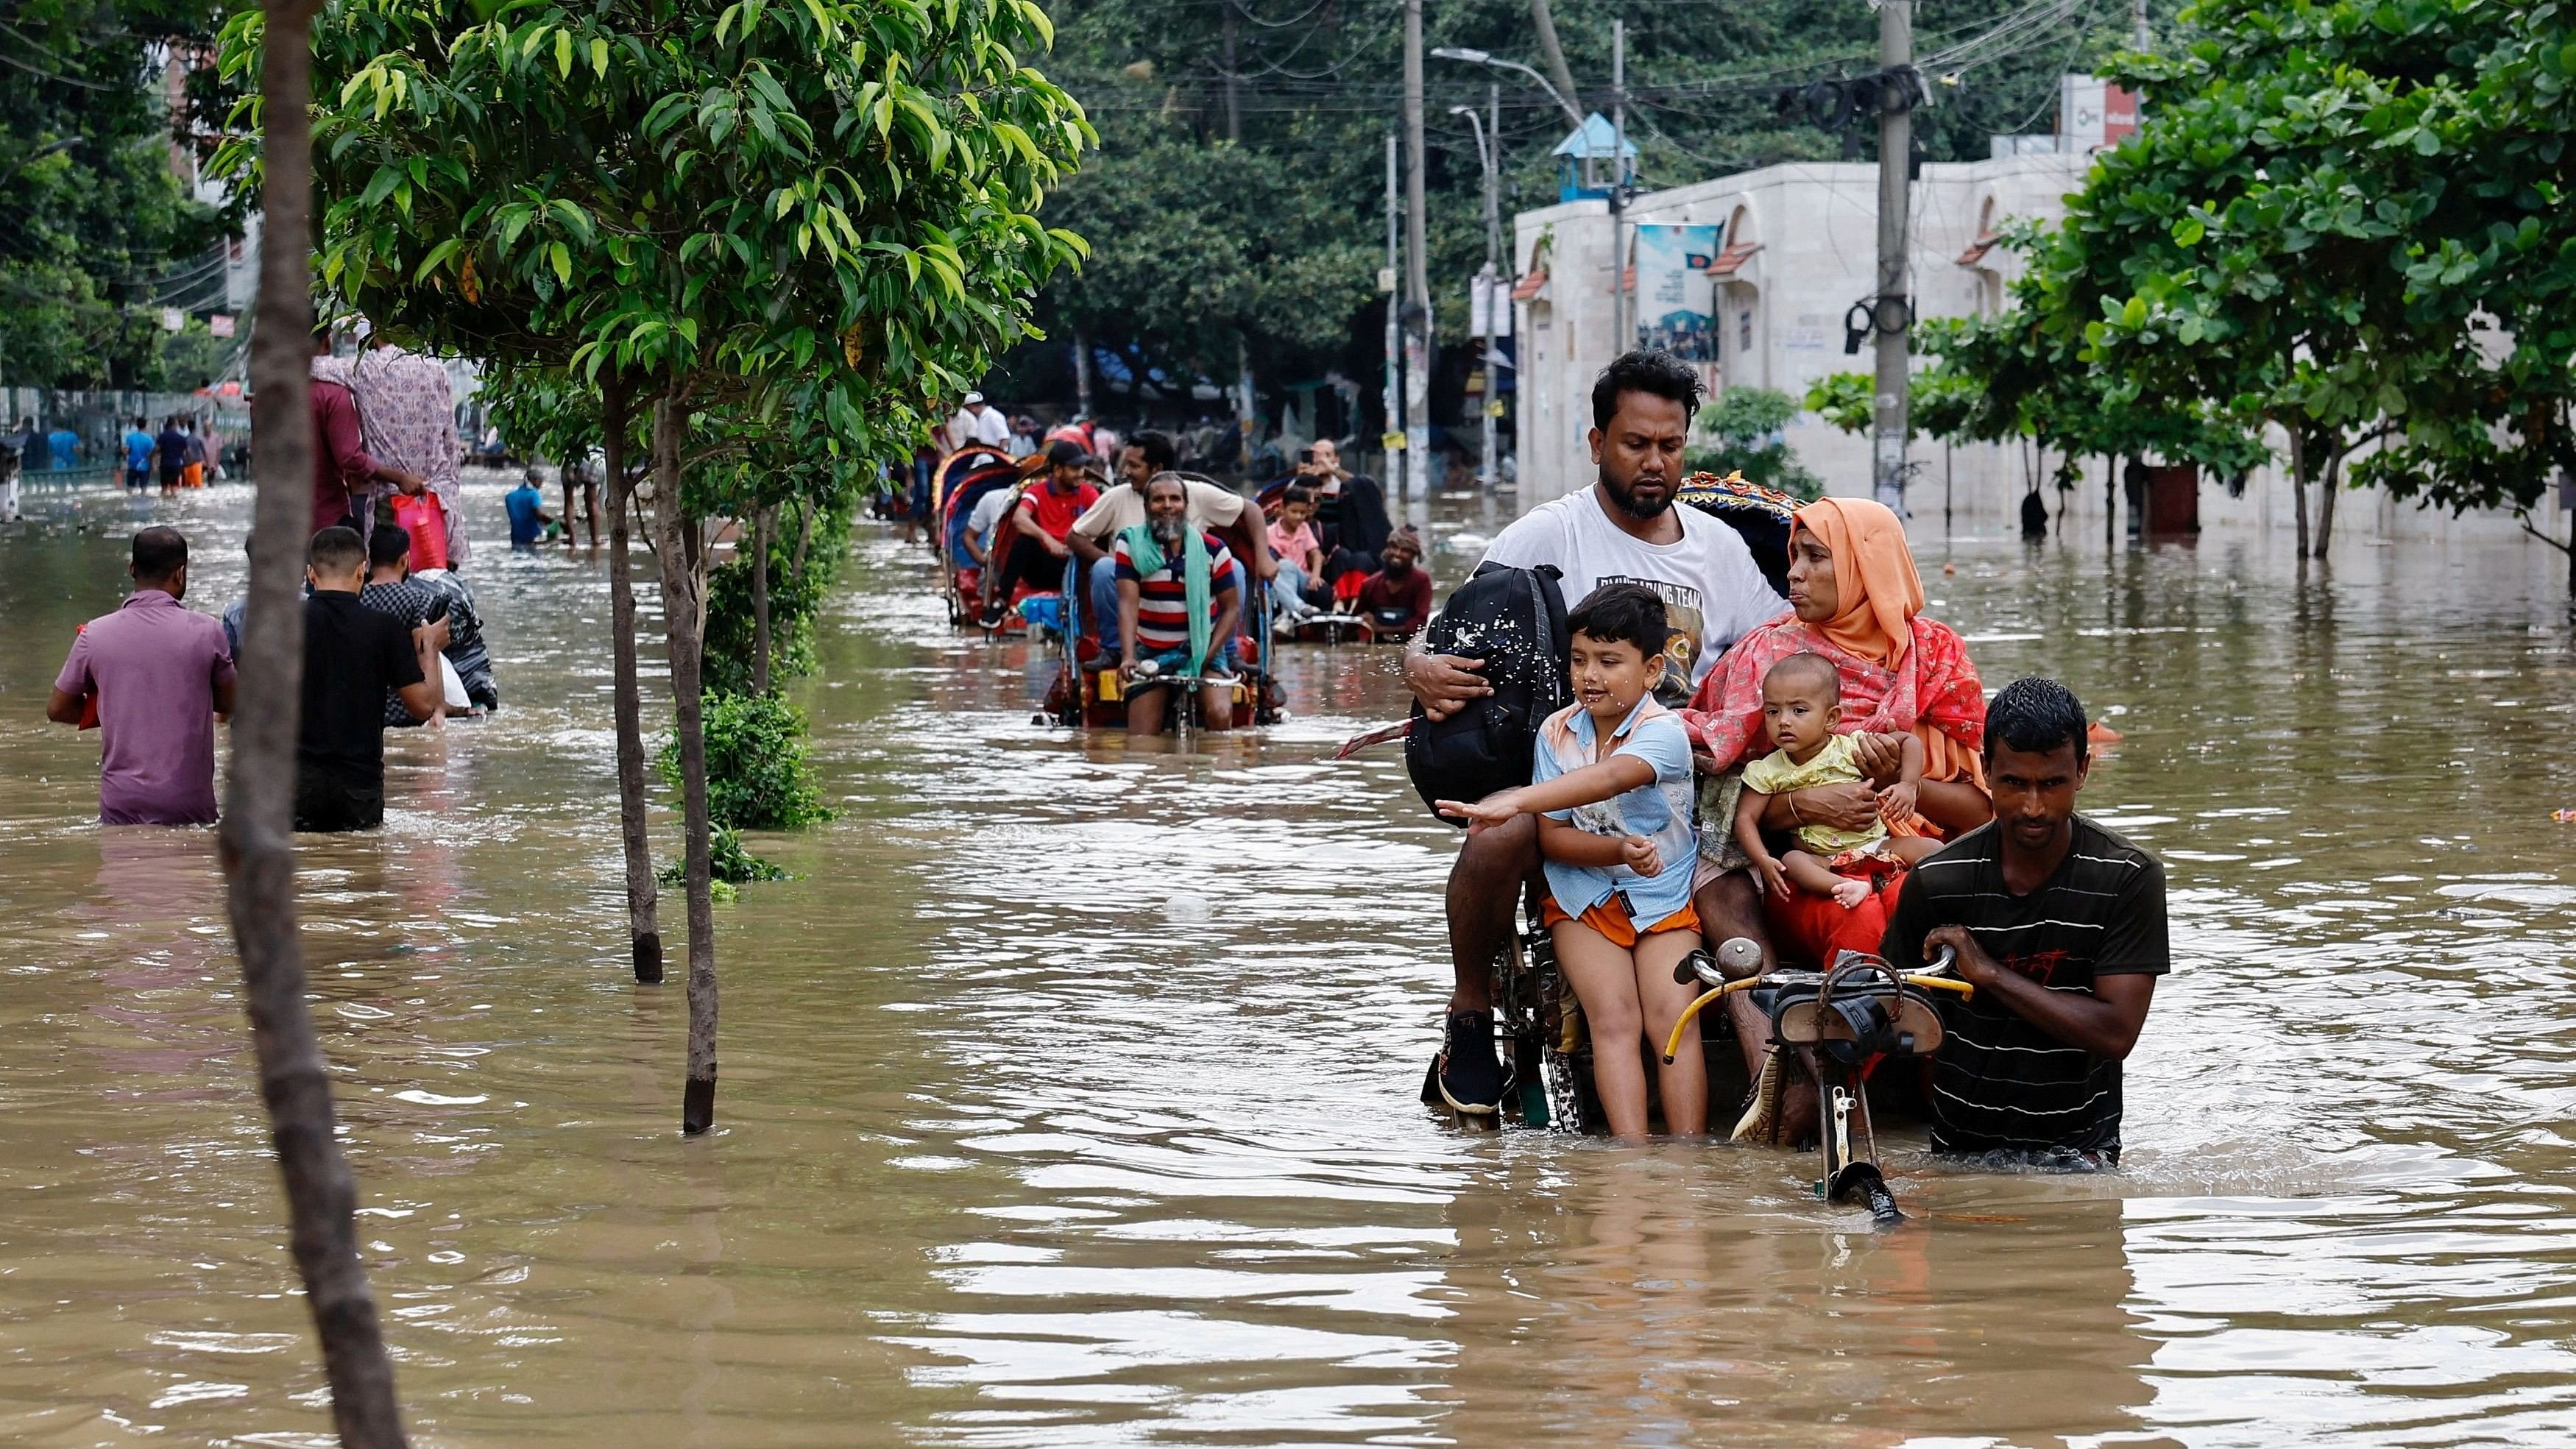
[976,603,1006,629]
[1434,1010,1504,1117]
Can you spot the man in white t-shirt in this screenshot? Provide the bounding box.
[1067,428,1272,652]
[1406,350,1787,1117]
[946,392,1011,453]
[962,482,1016,569]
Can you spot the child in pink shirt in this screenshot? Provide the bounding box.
[1267,482,1324,612]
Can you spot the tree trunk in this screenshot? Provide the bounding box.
[651,397,719,1135]
[216,5,409,1445]
[602,377,661,985]
[2312,445,2343,559]
[2287,425,2311,557]
[2103,453,2115,547]
[751,505,773,696]
[1526,0,1582,124]
[788,498,816,596]
[1072,327,1094,417]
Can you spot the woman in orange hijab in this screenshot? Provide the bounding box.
[1685,497,1990,815]
[1680,497,1992,1138]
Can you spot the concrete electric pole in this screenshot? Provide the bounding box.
[1609,18,1628,353]
[1454,88,1504,489]
[1383,132,1401,482]
[1870,0,1913,511]
[1401,0,1432,497]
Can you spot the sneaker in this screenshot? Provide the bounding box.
[976,603,1007,629]
[1434,1010,1504,1117]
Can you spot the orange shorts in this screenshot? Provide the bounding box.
[181,462,205,488]
[1540,894,1702,949]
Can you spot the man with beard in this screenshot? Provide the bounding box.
[1354,528,1433,636]
[1115,473,1242,734]
[1404,349,1786,1118]
[1067,429,1270,655]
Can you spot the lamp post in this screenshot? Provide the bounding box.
[1429,47,1583,130]
[1451,96,1504,490]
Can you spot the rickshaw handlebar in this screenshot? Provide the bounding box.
[1657,945,1967,1065]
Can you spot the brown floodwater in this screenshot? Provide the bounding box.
[4,476,2575,1447]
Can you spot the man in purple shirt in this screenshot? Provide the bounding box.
[46,528,238,825]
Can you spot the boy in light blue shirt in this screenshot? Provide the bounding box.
[1437,582,1705,1138]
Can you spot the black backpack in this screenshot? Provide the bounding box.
[1406,562,1573,823]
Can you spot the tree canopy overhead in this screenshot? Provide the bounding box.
[991,0,2175,426]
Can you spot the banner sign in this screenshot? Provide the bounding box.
[1634,223,1720,360]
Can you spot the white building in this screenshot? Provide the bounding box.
[1511,151,2087,516]
[1509,152,2561,550]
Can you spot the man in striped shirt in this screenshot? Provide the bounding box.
[1114,474,1242,734]
[1881,677,2168,1166]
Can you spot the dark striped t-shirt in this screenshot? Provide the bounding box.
[1114,532,1236,655]
[1880,816,2169,1162]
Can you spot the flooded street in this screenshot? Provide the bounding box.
[5,478,2576,1447]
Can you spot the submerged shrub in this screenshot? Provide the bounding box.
[659,689,832,832]
[659,823,788,897]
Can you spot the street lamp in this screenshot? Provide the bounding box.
[1450,99,1507,489]
[1429,47,1584,130]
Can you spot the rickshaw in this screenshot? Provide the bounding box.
[932,445,1041,631]
[1036,554,1284,731]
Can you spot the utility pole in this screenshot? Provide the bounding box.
[1383,132,1401,485]
[1610,18,1628,353]
[1455,89,1504,489]
[1870,0,1913,511]
[2131,0,2150,49]
[1401,0,1431,498]
[1224,4,1248,471]
[1483,81,1503,490]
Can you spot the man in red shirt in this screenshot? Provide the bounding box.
[310,329,428,534]
[978,439,1099,628]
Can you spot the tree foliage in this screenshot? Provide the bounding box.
[221,0,1089,448]
[994,0,2171,421]
[1,0,238,388]
[1943,0,2576,557]
[1686,384,1819,498]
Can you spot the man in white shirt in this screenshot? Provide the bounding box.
[1405,350,1788,1117]
[1067,429,1272,653]
[962,481,1016,568]
[946,392,1011,453]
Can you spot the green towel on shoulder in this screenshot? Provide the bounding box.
[1118,522,1212,676]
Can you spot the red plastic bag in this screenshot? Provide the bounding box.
[391,492,450,570]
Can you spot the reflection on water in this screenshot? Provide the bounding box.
[2,479,2575,1445]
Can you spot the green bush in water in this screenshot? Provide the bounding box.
[1685,386,1822,501]
[659,689,832,832]
[660,823,788,897]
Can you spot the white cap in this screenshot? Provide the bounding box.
[963,391,986,405]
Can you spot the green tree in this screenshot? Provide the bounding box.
[1685,385,1818,498]
[205,0,412,1436]
[1957,0,2576,567]
[993,0,2174,431]
[1,0,238,389]
[254,0,1087,1132]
